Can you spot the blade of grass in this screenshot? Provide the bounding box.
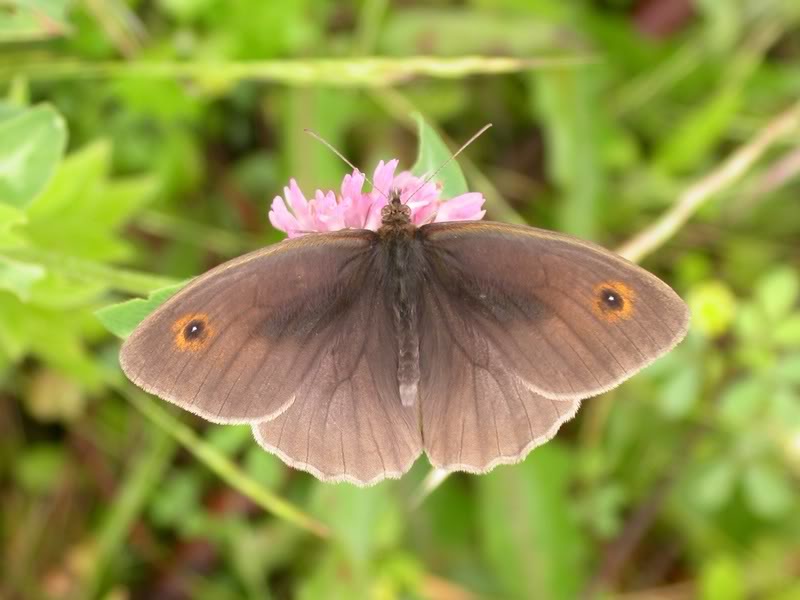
[114,383,330,539]
[80,426,177,600]
[0,55,597,86]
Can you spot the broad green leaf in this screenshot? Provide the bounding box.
[27,140,111,221]
[23,140,158,262]
[0,104,66,208]
[95,281,187,339]
[0,255,45,300]
[476,444,587,600]
[0,293,104,387]
[410,113,469,199]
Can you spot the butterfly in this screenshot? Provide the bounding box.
[120,187,689,486]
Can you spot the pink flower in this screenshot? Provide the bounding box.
[269,159,486,238]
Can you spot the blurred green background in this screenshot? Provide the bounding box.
[2,1,800,598]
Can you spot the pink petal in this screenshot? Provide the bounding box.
[268,159,485,237]
[268,196,301,236]
[435,192,486,222]
[341,170,365,200]
[373,159,399,197]
[283,180,315,230]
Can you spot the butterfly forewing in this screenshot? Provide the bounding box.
[419,221,690,402]
[120,231,380,424]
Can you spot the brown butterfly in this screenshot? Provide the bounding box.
[120,188,689,486]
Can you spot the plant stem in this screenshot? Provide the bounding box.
[617,100,800,263]
[2,56,597,86]
[116,384,331,539]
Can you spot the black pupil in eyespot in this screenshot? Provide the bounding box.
[184,320,204,340]
[600,288,623,310]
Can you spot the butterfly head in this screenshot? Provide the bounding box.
[378,188,413,236]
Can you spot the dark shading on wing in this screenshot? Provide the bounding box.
[252,278,422,485]
[419,221,689,401]
[121,231,381,424]
[419,281,581,471]
[416,221,688,471]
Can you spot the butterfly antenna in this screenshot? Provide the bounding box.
[406,123,492,203]
[304,128,388,200]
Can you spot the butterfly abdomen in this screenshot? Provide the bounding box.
[381,230,427,408]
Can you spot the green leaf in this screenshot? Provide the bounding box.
[0,104,67,209]
[756,267,799,322]
[0,293,104,387]
[410,113,469,198]
[476,444,587,600]
[0,255,45,301]
[742,461,794,519]
[95,281,188,339]
[22,140,158,262]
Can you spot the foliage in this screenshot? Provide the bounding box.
[1,1,799,599]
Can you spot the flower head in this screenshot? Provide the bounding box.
[269,159,485,238]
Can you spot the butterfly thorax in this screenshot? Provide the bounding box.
[378,188,415,240]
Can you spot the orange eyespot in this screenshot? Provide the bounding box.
[592,280,635,322]
[172,313,214,351]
